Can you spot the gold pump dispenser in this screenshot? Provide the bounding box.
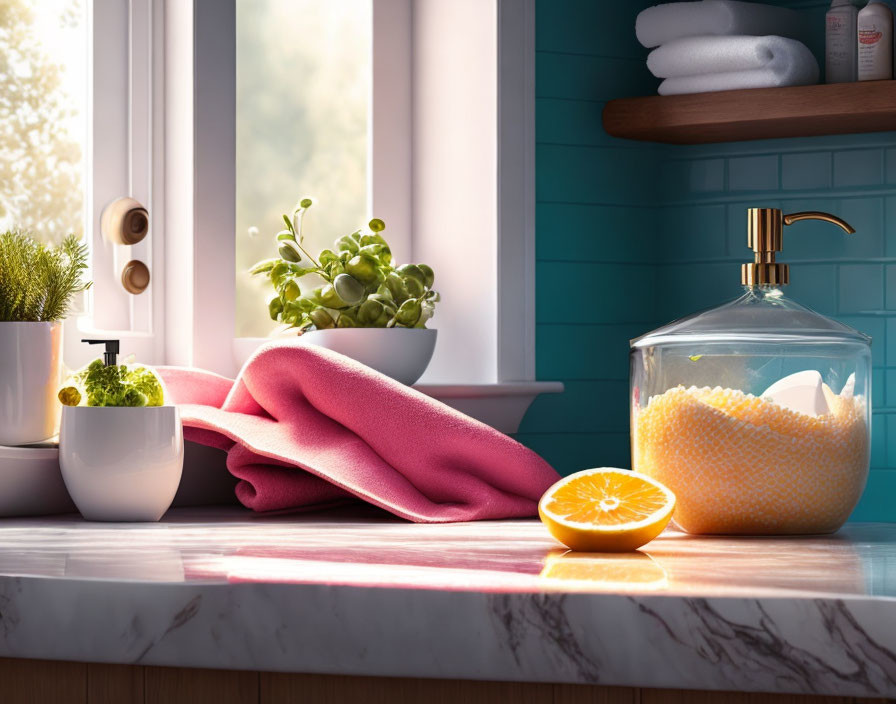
[741,208,855,286]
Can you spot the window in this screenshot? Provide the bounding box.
[1,1,554,429]
[235,0,372,338]
[153,0,556,429]
[0,0,161,368]
[0,0,86,245]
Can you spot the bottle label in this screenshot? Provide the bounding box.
[858,15,892,80]
[826,10,856,81]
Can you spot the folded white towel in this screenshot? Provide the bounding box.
[636,0,805,49]
[659,69,815,95]
[658,52,819,95]
[648,34,819,79]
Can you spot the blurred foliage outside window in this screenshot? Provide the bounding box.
[0,0,370,334]
[0,0,84,245]
[236,0,371,338]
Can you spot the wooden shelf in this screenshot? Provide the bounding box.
[602,80,896,145]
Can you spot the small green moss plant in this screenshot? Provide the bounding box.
[58,359,165,408]
[250,198,439,331]
[0,230,90,322]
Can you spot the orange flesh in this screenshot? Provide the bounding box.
[544,473,669,526]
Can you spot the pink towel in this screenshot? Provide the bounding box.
[159,341,560,522]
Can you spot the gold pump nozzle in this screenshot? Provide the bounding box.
[741,208,855,286]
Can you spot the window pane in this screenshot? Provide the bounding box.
[0,0,86,244]
[235,0,371,338]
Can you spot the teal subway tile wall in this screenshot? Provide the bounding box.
[517,0,896,520]
[517,0,662,473]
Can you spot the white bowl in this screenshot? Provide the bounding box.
[59,406,184,522]
[298,327,437,385]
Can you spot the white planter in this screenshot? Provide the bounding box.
[59,406,184,522]
[298,327,437,385]
[0,322,63,445]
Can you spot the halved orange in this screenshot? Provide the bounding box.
[538,468,676,552]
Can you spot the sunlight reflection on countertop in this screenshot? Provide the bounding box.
[0,505,887,598]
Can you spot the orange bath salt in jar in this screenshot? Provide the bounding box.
[630,208,872,535]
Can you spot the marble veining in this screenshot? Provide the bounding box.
[0,507,895,696]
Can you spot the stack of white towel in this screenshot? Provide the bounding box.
[637,0,820,96]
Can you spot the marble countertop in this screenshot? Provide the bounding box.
[1,506,895,697]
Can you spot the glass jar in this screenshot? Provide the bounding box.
[630,210,872,535]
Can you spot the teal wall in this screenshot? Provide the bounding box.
[518,0,896,520]
[515,0,661,472]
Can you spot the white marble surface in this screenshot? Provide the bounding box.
[0,507,895,696]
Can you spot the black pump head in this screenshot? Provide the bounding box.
[82,339,120,367]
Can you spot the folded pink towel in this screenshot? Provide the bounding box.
[159,341,560,522]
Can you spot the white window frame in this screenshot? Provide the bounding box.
[65,0,166,370]
[163,0,561,430]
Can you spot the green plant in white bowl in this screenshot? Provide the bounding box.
[249,198,441,385]
[0,231,91,445]
[250,198,439,332]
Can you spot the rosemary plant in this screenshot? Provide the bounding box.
[0,231,91,322]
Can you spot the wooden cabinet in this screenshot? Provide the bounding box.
[0,658,881,704]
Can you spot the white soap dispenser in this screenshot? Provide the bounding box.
[858,0,894,80]
[827,0,859,82]
[58,339,183,522]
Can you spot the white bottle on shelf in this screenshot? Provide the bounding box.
[826,0,858,83]
[858,0,894,81]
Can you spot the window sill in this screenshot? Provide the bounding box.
[414,382,564,433]
[233,338,562,433]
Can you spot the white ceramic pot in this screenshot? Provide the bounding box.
[59,406,184,522]
[0,321,63,445]
[298,327,437,385]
